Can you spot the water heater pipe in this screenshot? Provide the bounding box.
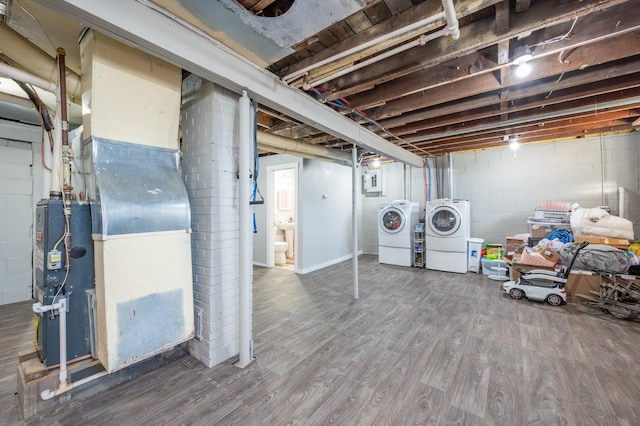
[237,90,254,368]
[351,144,359,300]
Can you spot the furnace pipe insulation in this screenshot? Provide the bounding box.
[237,90,254,368]
[0,22,82,101]
[256,143,351,166]
[257,130,352,164]
[351,145,359,300]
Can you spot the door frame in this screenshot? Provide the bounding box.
[266,162,299,270]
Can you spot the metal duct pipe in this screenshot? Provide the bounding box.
[257,130,352,165]
[256,143,348,165]
[0,22,81,102]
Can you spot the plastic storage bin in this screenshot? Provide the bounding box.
[481,257,508,276]
[467,238,484,273]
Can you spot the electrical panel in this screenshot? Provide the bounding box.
[363,169,382,193]
[34,200,95,366]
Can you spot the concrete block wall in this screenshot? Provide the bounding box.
[181,78,243,367]
[453,133,640,244]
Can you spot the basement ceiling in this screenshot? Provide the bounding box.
[1,0,639,158]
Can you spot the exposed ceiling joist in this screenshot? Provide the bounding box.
[36,0,423,167]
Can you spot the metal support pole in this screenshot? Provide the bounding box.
[352,144,359,300]
[236,90,254,368]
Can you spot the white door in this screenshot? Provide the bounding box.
[0,146,33,305]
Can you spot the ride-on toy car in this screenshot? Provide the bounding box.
[502,241,589,306]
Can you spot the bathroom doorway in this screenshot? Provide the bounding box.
[266,163,298,271]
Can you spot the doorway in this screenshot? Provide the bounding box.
[266,163,298,271]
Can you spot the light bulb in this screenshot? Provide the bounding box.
[509,139,520,151]
[372,158,381,168]
[515,62,532,78]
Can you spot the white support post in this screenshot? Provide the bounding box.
[352,144,359,300]
[237,90,254,368]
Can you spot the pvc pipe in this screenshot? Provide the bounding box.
[618,186,627,218]
[257,130,352,164]
[283,12,446,82]
[308,31,446,89]
[0,22,81,101]
[352,145,359,300]
[237,90,254,368]
[442,0,460,40]
[0,62,56,93]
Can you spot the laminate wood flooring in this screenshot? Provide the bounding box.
[3,255,640,425]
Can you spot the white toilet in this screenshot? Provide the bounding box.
[274,242,288,265]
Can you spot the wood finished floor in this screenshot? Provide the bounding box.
[3,254,640,425]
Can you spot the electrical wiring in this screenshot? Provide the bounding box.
[531,16,578,49]
[304,87,433,156]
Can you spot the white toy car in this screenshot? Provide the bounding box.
[502,241,589,306]
[503,275,567,306]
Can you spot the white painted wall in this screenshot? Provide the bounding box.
[298,158,361,273]
[252,154,362,273]
[454,133,640,244]
[0,120,42,305]
[181,79,243,367]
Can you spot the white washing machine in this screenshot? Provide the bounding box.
[378,200,420,266]
[424,199,470,273]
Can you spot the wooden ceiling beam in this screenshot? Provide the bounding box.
[388,78,640,135]
[406,109,638,146]
[327,0,637,100]
[368,51,640,121]
[275,0,503,79]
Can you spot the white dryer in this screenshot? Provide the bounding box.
[378,200,419,266]
[424,199,470,273]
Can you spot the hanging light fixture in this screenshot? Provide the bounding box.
[513,45,533,78]
[509,136,520,151]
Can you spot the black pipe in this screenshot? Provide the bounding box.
[16,81,54,131]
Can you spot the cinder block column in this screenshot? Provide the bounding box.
[182,77,244,367]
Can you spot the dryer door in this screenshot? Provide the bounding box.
[428,206,461,236]
[379,207,407,234]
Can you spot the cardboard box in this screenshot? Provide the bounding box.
[574,236,630,250]
[507,256,556,280]
[536,246,560,264]
[504,237,526,260]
